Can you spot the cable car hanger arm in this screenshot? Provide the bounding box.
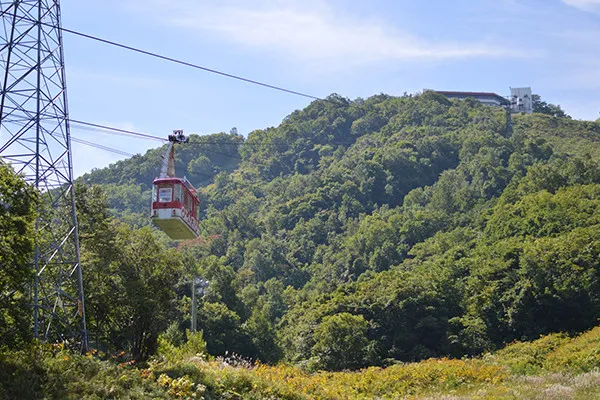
[159,130,188,178]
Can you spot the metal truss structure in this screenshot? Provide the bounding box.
[0,0,87,350]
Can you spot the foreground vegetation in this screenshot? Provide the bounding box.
[2,326,600,399]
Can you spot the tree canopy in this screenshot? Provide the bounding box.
[66,92,600,369]
[0,162,37,348]
[532,94,570,118]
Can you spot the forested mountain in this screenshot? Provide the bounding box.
[74,92,600,369]
[5,91,600,397]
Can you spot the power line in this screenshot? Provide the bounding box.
[70,119,165,142]
[70,127,244,163]
[71,135,136,157]
[70,122,143,140]
[70,119,243,145]
[69,118,361,148]
[21,16,325,102]
[6,15,355,159]
[13,114,358,150]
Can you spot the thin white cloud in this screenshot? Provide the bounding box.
[132,0,521,67]
[562,0,600,12]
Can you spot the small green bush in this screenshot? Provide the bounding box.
[544,326,600,372]
[157,329,208,364]
[491,333,569,374]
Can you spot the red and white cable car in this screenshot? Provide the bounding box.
[151,131,200,240]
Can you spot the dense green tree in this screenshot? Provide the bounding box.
[76,185,183,360]
[311,313,370,370]
[243,307,281,363]
[532,94,570,118]
[0,163,37,348]
[110,226,183,360]
[198,301,251,356]
[76,184,118,352]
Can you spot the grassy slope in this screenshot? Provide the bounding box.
[514,113,600,159]
[3,326,600,399]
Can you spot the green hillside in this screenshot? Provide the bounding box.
[4,91,600,398]
[74,92,600,364]
[513,113,600,159]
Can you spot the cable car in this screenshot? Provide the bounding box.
[151,131,200,240]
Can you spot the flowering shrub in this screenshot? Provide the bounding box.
[156,374,200,398]
[244,358,506,399]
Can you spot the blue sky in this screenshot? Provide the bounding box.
[61,0,600,177]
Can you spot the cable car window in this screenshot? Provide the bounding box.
[174,184,182,203]
[152,185,157,202]
[158,187,172,203]
[184,192,192,211]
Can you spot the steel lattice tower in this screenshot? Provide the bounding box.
[0,0,87,350]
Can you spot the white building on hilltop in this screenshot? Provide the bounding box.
[510,87,533,114]
[428,87,534,114]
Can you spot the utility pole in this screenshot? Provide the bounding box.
[191,278,197,332]
[0,0,87,351]
[190,277,208,333]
